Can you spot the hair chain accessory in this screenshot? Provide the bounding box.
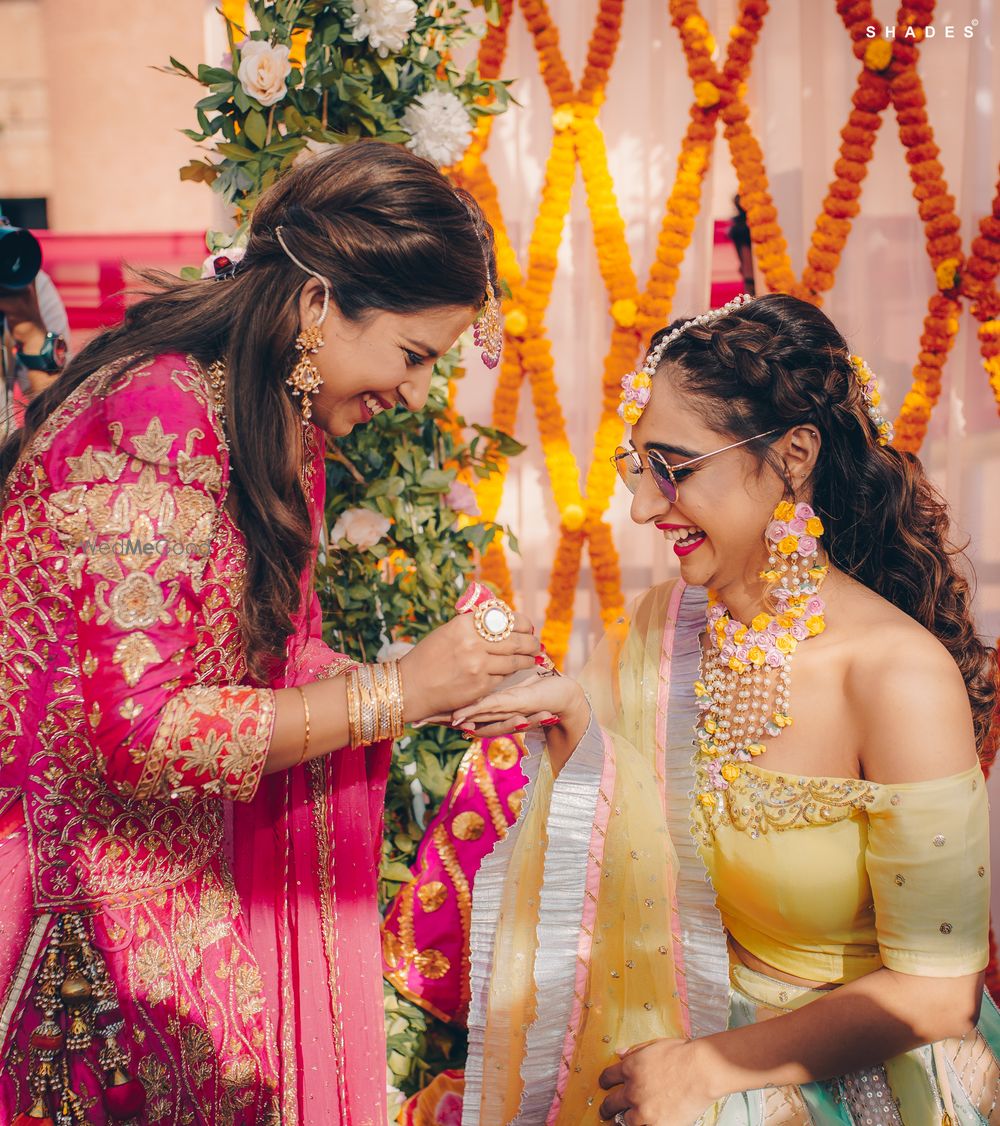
[618,292,754,425]
[275,225,331,327]
[849,354,894,446]
[473,279,502,370]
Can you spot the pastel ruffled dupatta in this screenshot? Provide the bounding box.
[229,435,392,1126]
[463,581,727,1125]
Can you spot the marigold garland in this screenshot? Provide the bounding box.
[452,0,999,665]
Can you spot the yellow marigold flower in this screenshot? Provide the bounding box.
[621,401,643,426]
[729,657,747,673]
[935,258,960,290]
[864,39,893,71]
[733,626,748,644]
[806,615,826,636]
[775,634,796,655]
[698,792,717,808]
[704,718,718,735]
[721,763,741,783]
[562,504,586,532]
[694,680,708,697]
[705,35,717,56]
[698,741,712,756]
[773,713,791,728]
[981,320,1000,337]
[750,614,770,633]
[504,307,528,337]
[746,742,766,757]
[611,297,638,327]
[805,516,824,536]
[748,646,766,666]
[776,613,794,629]
[694,81,721,108]
[552,106,576,132]
[633,371,652,390]
[946,317,960,335]
[774,501,795,521]
[683,14,708,35]
[869,389,881,407]
[760,569,781,583]
[777,534,799,556]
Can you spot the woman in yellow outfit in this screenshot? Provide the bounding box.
[454,293,999,1125]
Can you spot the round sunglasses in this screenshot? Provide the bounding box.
[611,430,780,503]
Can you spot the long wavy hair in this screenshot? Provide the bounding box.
[1,141,498,683]
[651,293,998,761]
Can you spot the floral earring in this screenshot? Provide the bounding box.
[761,499,827,602]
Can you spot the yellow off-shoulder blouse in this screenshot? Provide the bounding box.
[695,762,990,985]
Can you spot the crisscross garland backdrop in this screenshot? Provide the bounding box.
[447,0,1000,671]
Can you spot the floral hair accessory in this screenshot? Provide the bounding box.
[850,354,894,446]
[200,245,246,280]
[617,293,754,425]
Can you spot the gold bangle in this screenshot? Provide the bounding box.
[346,661,406,746]
[295,685,310,766]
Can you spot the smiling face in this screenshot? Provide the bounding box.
[628,363,798,599]
[297,280,477,437]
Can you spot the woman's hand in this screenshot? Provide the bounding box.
[398,612,540,724]
[452,675,590,747]
[599,1038,715,1126]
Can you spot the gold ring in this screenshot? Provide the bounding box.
[473,599,516,643]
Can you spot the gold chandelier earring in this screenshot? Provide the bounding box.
[275,224,331,425]
[287,322,326,424]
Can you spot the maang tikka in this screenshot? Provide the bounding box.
[276,225,330,425]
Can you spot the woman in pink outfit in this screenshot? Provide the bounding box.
[0,142,536,1126]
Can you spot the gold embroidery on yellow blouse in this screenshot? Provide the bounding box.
[696,767,877,841]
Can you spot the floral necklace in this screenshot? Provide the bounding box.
[694,501,828,812]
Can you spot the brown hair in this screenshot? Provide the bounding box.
[651,292,997,760]
[2,141,497,683]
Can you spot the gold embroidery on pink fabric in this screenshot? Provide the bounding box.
[307,757,348,1113]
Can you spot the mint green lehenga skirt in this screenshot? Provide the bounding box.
[699,963,1000,1125]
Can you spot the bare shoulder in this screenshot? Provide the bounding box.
[839,581,977,783]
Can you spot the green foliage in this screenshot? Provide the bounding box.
[171,0,517,1102]
[166,0,511,228]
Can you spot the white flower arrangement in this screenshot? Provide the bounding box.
[400,88,473,167]
[346,0,418,58]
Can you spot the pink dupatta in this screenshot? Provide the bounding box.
[231,430,392,1126]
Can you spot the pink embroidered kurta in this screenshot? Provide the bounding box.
[0,354,390,1125]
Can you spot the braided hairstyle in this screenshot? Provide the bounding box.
[652,292,998,761]
[1,141,497,683]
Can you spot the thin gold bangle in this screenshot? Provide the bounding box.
[295,685,310,766]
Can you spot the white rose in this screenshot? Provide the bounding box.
[376,639,415,662]
[331,507,392,550]
[238,41,292,107]
[400,89,473,167]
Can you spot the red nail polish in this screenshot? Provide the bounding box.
[515,723,529,731]
[541,717,560,726]
[462,729,476,737]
